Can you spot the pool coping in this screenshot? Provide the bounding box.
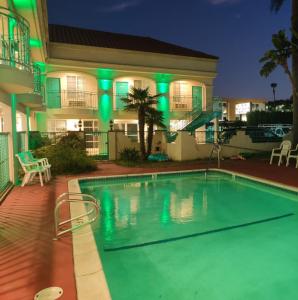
[68,167,298,300]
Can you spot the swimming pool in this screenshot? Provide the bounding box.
[79,170,298,300]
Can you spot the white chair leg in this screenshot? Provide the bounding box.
[21,173,30,187]
[270,154,274,165]
[286,157,290,167]
[296,159,298,169]
[48,168,51,180]
[39,171,44,187]
[278,156,282,166]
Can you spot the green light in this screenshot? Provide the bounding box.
[99,79,112,91]
[13,0,36,9]
[97,68,116,80]
[158,95,170,127]
[30,38,42,48]
[157,82,169,94]
[155,73,172,83]
[98,94,112,131]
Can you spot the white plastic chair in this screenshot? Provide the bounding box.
[16,153,47,187]
[286,144,298,168]
[25,151,51,181]
[270,140,292,166]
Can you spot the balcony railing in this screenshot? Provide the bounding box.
[59,90,98,109]
[0,6,31,72]
[46,90,98,109]
[170,96,198,111]
[33,64,41,94]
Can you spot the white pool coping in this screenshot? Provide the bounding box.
[68,168,298,300]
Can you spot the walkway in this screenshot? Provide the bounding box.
[0,159,297,299]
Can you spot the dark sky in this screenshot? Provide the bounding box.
[47,0,292,100]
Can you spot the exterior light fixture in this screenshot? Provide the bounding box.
[78,119,82,131]
[109,119,114,131]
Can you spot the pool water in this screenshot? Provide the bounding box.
[80,171,298,300]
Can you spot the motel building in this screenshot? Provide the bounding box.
[221,97,267,122]
[0,0,218,196]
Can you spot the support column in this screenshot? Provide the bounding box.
[156,82,170,128]
[97,79,113,132]
[26,107,30,150]
[11,94,18,184]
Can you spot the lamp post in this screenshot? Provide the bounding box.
[271,83,277,102]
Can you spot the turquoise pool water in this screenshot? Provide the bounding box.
[80,171,298,300]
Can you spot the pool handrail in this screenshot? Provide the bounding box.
[54,192,99,239]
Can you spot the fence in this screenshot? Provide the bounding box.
[0,133,10,195]
[30,131,109,160]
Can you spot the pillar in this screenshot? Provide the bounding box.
[97,78,113,132]
[11,94,18,183]
[156,82,170,128]
[26,107,30,149]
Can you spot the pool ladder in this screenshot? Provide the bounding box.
[53,192,99,240]
[208,143,222,169]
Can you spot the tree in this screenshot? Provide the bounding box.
[121,87,160,159]
[270,0,298,143]
[260,30,298,137]
[145,107,166,156]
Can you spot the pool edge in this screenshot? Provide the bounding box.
[68,178,112,300]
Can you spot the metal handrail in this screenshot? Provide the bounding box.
[54,192,99,239]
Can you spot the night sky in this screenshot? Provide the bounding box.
[47,0,292,100]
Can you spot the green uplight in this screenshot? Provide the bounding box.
[157,82,169,94]
[13,0,36,9]
[97,68,116,80]
[30,38,42,48]
[99,79,112,91]
[155,73,172,83]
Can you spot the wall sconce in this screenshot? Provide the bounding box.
[78,119,82,131]
[109,119,114,131]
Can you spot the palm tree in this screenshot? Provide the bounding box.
[260,30,297,134]
[121,87,160,159]
[145,107,166,156]
[270,0,298,143]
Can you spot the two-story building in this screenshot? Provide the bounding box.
[0,0,218,193]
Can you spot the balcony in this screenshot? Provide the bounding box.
[47,90,98,110]
[16,64,44,110]
[0,6,34,94]
[170,96,195,111]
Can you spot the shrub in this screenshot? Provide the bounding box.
[29,131,51,150]
[34,133,97,175]
[119,148,140,162]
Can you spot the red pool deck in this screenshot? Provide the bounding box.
[0,159,297,300]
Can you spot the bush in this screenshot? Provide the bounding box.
[119,148,140,162]
[247,111,292,126]
[29,131,51,150]
[34,133,97,175]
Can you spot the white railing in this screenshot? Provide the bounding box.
[54,192,99,239]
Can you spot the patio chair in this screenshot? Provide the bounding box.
[286,144,298,168]
[270,140,292,166]
[25,151,51,181]
[15,153,47,187]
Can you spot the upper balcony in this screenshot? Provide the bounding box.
[0,6,34,94]
[46,90,98,110]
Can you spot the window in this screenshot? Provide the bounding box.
[134,80,142,89]
[66,76,85,105]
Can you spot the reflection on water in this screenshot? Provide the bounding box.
[87,178,210,243]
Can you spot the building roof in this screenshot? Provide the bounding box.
[49,24,218,60]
